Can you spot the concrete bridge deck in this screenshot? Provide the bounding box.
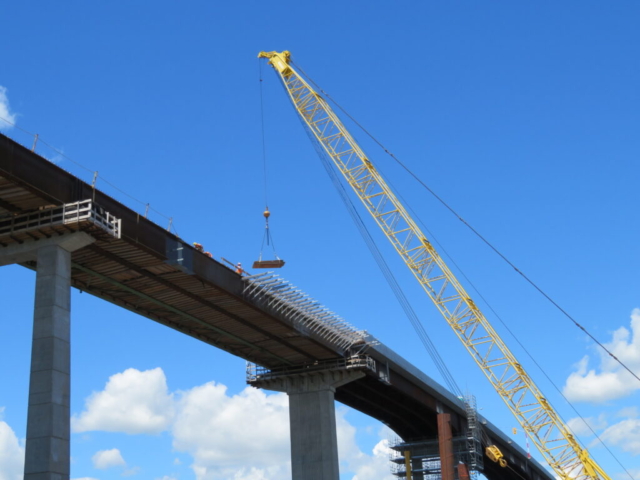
[0,132,552,480]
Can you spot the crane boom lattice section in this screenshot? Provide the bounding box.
[258,50,610,480]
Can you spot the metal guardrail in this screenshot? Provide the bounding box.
[242,272,372,353]
[246,354,376,383]
[0,200,121,239]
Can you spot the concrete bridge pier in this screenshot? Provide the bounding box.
[0,232,94,480]
[252,368,365,480]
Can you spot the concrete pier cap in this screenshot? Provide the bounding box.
[0,231,95,267]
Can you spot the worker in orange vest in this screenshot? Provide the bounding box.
[235,262,243,275]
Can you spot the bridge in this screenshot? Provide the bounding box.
[0,132,553,480]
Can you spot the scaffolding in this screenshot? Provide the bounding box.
[464,394,483,480]
[389,396,483,480]
[246,354,376,383]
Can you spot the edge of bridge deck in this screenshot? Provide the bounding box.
[0,132,366,366]
[0,132,553,480]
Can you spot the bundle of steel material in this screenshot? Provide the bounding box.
[243,272,370,354]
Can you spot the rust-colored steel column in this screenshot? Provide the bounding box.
[438,413,455,480]
[457,462,471,480]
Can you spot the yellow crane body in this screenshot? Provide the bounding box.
[258,50,611,480]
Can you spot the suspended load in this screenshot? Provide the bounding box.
[253,208,285,269]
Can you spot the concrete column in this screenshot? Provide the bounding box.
[0,232,94,480]
[253,369,365,480]
[24,245,73,480]
[289,383,339,479]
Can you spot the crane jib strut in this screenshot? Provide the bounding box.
[258,50,611,480]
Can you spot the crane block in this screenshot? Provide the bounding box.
[486,445,508,468]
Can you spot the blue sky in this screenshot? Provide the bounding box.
[1,2,639,479]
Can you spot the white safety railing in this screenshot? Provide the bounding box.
[0,200,121,239]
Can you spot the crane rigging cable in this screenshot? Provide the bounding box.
[290,68,633,480]
[290,58,639,386]
[259,59,269,207]
[254,59,284,269]
[292,64,629,478]
[258,50,626,480]
[299,114,463,397]
[284,62,634,479]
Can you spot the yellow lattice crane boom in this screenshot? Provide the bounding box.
[258,50,611,480]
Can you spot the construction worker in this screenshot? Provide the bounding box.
[193,242,204,252]
[235,262,243,275]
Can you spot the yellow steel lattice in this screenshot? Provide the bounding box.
[259,50,611,480]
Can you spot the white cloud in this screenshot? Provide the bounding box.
[563,356,630,403]
[566,415,608,437]
[597,418,640,456]
[0,417,24,480]
[616,406,639,419]
[349,439,394,480]
[72,478,100,480]
[72,367,396,480]
[92,448,126,469]
[172,385,393,480]
[72,367,174,434]
[623,469,640,480]
[123,466,140,476]
[155,477,177,480]
[0,86,16,130]
[336,409,394,480]
[563,308,640,403]
[172,383,291,479]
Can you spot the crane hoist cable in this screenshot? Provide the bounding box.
[258,49,621,480]
[259,58,269,208]
[305,106,521,468]
[254,58,285,269]
[291,59,640,387]
[288,57,635,479]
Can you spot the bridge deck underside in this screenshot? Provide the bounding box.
[0,133,552,480]
[0,134,344,367]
